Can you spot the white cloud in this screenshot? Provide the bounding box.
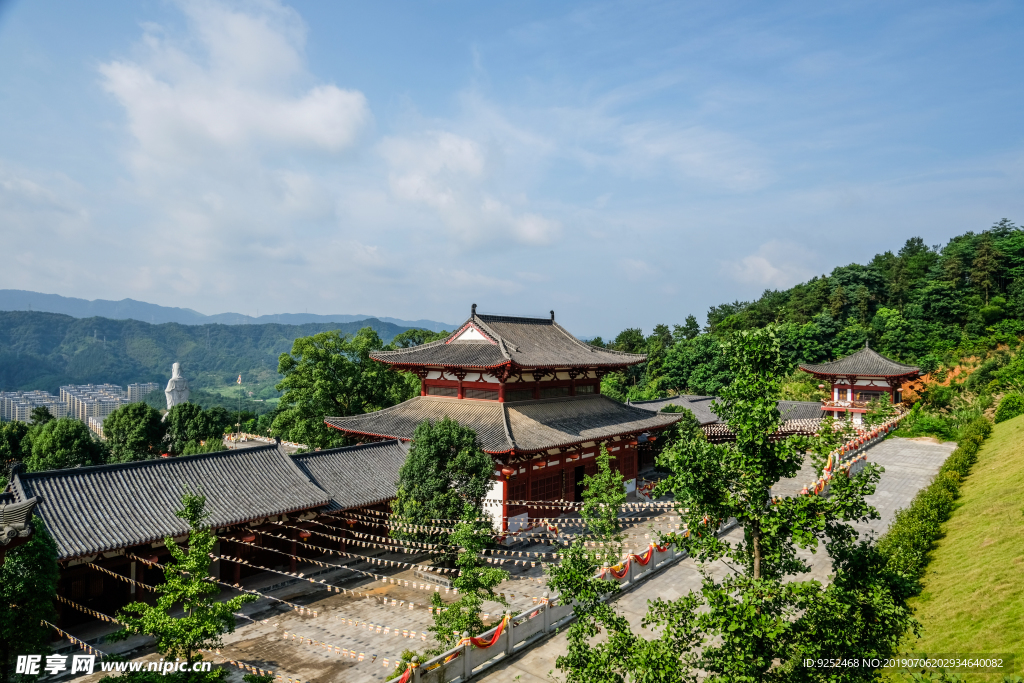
[380,130,561,246]
[725,241,817,289]
[99,0,370,166]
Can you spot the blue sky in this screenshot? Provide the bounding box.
[0,0,1021,335]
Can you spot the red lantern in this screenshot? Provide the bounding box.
[501,467,515,479]
[240,533,256,543]
[299,530,312,539]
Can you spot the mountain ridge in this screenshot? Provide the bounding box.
[0,289,456,332]
[0,310,431,395]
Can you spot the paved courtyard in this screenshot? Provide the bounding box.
[476,437,957,683]
[67,437,954,683]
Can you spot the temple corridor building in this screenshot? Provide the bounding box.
[324,305,682,531]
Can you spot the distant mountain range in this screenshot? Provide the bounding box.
[0,310,427,395]
[0,290,456,332]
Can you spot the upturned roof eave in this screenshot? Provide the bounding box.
[798,365,921,379]
[368,356,647,370]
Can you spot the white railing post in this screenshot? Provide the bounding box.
[504,612,514,656]
[542,592,551,633]
[411,656,421,683]
[462,631,472,681]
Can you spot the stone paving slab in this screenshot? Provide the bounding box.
[476,438,956,683]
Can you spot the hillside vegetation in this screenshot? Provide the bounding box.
[897,414,1024,667]
[0,311,423,395]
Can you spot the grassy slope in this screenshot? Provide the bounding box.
[902,413,1024,660]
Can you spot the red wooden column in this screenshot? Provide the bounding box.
[498,382,506,402]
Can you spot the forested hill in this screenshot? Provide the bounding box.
[600,219,1024,401]
[0,312,426,394]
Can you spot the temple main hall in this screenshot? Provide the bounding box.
[324,305,682,531]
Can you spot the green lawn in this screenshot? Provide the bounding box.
[900,413,1024,670]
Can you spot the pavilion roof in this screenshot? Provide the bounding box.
[324,394,682,455]
[370,311,645,370]
[10,443,331,561]
[291,440,409,511]
[800,345,919,378]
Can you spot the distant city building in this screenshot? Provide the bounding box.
[127,382,160,402]
[0,391,69,423]
[60,384,129,423]
[87,416,106,439]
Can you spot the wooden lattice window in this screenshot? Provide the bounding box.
[531,473,562,500]
[465,388,498,400]
[540,386,570,399]
[506,389,533,402]
[510,481,528,501]
[427,386,458,397]
[575,384,596,395]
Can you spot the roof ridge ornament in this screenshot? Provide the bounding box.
[472,303,477,317]
[550,310,555,322]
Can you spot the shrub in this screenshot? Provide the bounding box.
[877,416,992,589]
[994,392,1024,424]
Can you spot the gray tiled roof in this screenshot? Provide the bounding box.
[324,395,682,454]
[291,440,409,512]
[629,395,723,424]
[11,444,331,560]
[505,396,682,451]
[325,397,511,451]
[630,396,824,424]
[801,346,919,377]
[370,312,645,369]
[777,400,826,420]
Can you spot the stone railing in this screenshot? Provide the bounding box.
[402,539,705,683]
[801,414,907,496]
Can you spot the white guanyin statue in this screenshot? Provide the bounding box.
[164,362,190,411]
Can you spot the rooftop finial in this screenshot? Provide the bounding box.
[550,310,555,321]
[471,303,477,317]
[865,339,870,349]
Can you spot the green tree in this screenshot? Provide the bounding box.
[971,233,1002,305]
[673,315,701,342]
[854,285,871,324]
[25,418,107,472]
[391,418,493,557]
[427,508,509,650]
[111,490,257,678]
[390,328,449,348]
[273,328,414,448]
[612,328,646,354]
[165,403,222,455]
[662,334,733,396]
[579,446,626,567]
[552,327,912,682]
[0,517,59,683]
[104,402,167,462]
[830,285,848,318]
[0,422,31,488]
[888,259,911,310]
[29,406,54,426]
